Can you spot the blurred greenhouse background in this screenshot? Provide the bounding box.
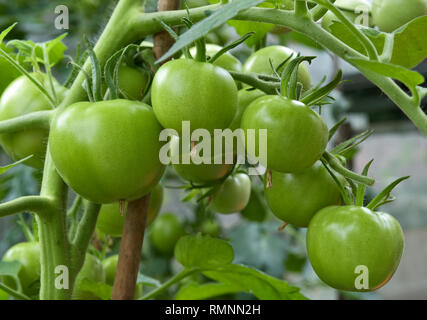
[0,0,426,300]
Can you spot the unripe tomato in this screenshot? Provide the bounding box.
[264,161,343,227]
[211,173,251,214]
[188,44,242,73]
[170,135,234,184]
[49,99,165,204]
[0,74,66,168]
[151,59,238,135]
[96,184,164,237]
[150,213,185,256]
[200,219,221,237]
[241,95,328,173]
[118,65,149,101]
[243,46,311,91]
[240,184,268,222]
[307,206,404,291]
[1,242,40,298]
[322,0,372,31]
[72,253,105,300]
[230,89,265,130]
[372,0,427,32]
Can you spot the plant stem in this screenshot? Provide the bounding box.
[0,196,53,218]
[0,282,31,300]
[0,111,52,134]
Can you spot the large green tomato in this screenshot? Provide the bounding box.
[307,206,404,291]
[151,59,238,135]
[264,161,342,227]
[241,96,328,173]
[372,0,427,32]
[96,184,164,237]
[0,74,66,168]
[322,0,372,31]
[118,65,149,101]
[211,173,251,214]
[72,253,106,300]
[1,242,40,298]
[230,89,265,130]
[243,46,311,91]
[150,213,185,256]
[170,135,234,185]
[188,44,242,73]
[49,99,165,204]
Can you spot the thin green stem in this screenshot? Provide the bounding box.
[310,0,336,21]
[0,196,54,218]
[295,1,309,18]
[140,268,199,300]
[0,111,52,134]
[228,71,279,94]
[0,282,32,300]
[67,196,83,241]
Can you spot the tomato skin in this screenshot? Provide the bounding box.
[49,99,165,204]
[240,184,268,222]
[0,74,66,168]
[241,95,328,173]
[307,206,404,291]
[211,173,251,214]
[230,89,265,130]
[72,253,106,300]
[150,213,185,256]
[118,65,149,101]
[1,242,40,298]
[322,0,372,30]
[200,219,221,237]
[264,161,342,227]
[372,0,427,32]
[188,44,242,73]
[96,184,164,237]
[243,46,311,91]
[151,59,238,135]
[170,135,234,184]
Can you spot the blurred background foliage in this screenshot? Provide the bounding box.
[0,0,426,300]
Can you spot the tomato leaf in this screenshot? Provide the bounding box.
[391,16,427,69]
[0,261,22,292]
[227,20,274,47]
[175,234,234,269]
[203,264,307,300]
[0,156,33,175]
[136,273,161,288]
[157,0,266,63]
[176,281,241,300]
[77,278,112,300]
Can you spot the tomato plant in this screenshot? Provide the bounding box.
[96,184,164,237]
[307,206,404,291]
[321,0,371,30]
[264,161,343,228]
[241,95,328,173]
[0,74,66,168]
[117,64,149,100]
[230,88,264,130]
[49,99,165,204]
[211,173,251,214]
[188,44,242,73]
[72,253,106,300]
[150,213,186,256]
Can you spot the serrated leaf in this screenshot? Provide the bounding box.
[349,58,425,93]
[176,281,241,300]
[391,16,427,69]
[157,0,265,63]
[175,234,234,269]
[203,264,307,300]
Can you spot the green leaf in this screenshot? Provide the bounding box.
[157,0,265,63]
[136,273,161,288]
[0,24,17,44]
[0,261,22,291]
[77,278,112,300]
[175,234,234,269]
[0,156,33,175]
[176,281,241,300]
[348,58,425,94]
[391,16,427,69]
[227,20,274,47]
[203,264,307,300]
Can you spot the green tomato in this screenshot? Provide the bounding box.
[50,99,165,204]
[241,95,328,173]
[307,206,404,291]
[322,0,372,30]
[0,74,66,168]
[73,253,106,300]
[264,161,342,227]
[372,0,427,32]
[150,213,185,256]
[188,44,242,73]
[170,135,234,185]
[118,65,149,101]
[151,59,238,135]
[211,173,251,214]
[101,254,142,298]
[1,242,40,298]
[96,184,164,237]
[230,89,265,130]
[200,219,221,237]
[240,184,268,222]
[243,46,311,91]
